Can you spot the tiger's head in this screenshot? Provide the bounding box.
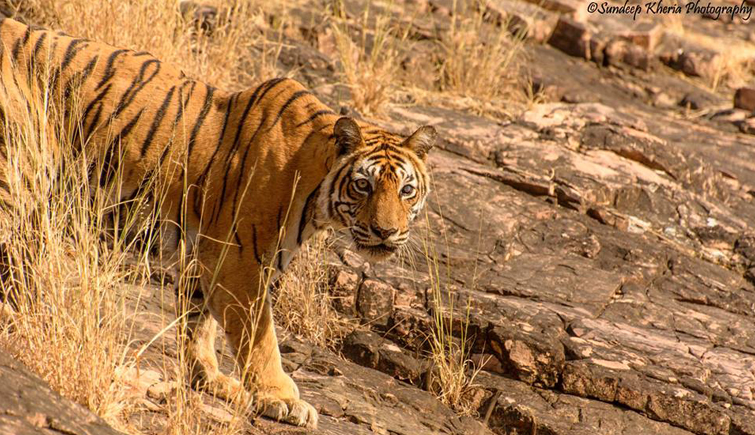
[319,117,436,262]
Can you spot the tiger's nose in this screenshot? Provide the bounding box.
[371,224,398,240]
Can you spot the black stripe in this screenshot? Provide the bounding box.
[328,164,351,220]
[386,151,408,167]
[182,86,214,218]
[61,55,99,100]
[251,224,262,264]
[198,92,237,218]
[82,83,112,132]
[186,86,215,158]
[300,124,331,149]
[95,49,127,90]
[227,83,290,219]
[140,86,176,157]
[112,59,160,119]
[171,81,199,251]
[31,31,47,64]
[214,78,287,224]
[62,55,99,125]
[78,55,99,84]
[234,230,243,253]
[297,185,320,245]
[173,81,196,127]
[229,115,267,221]
[99,109,143,187]
[87,104,106,138]
[269,90,310,129]
[60,38,88,73]
[12,26,31,61]
[48,67,62,98]
[295,109,334,128]
[226,81,271,162]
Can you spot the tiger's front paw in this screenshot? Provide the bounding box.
[257,396,318,429]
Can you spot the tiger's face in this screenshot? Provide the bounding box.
[321,117,436,261]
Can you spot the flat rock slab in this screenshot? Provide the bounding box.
[0,348,126,435]
[280,340,492,435]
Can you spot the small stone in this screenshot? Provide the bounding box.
[147,381,175,402]
[678,49,721,79]
[24,413,47,427]
[623,45,652,71]
[328,366,344,377]
[734,87,755,112]
[202,404,233,424]
[652,91,676,108]
[739,117,755,135]
[316,27,338,60]
[381,392,399,406]
[589,34,607,65]
[605,39,652,71]
[548,17,591,60]
[341,330,426,383]
[679,92,715,110]
[329,269,360,314]
[356,279,394,327]
[605,39,628,66]
[621,22,664,51]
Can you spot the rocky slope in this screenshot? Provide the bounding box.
[3,0,755,434]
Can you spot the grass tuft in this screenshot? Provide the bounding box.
[331,5,403,116]
[274,233,356,349]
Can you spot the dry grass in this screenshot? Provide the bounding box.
[330,0,527,119]
[331,5,404,117]
[0,71,151,430]
[434,0,527,118]
[422,258,486,415]
[274,233,356,349]
[413,199,487,416]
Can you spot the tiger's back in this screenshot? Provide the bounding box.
[0,17,342,256]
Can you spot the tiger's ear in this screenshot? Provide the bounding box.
[403,125,436,160]
[334,117,364,156]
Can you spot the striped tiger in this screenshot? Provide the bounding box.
[0,17,436,428]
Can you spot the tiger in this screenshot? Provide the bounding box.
[0,17,435,429]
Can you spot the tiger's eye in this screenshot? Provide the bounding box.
[401,185,415,196]
[354,179,371,193]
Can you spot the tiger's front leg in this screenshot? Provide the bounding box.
[204,263,319,429]
[177,275,248,404]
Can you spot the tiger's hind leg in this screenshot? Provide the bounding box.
[177,275,249,404]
